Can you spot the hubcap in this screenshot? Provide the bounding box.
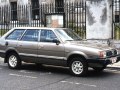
[72,61,83,75]
[9,55,17,68]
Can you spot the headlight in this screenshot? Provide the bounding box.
[113,49,118,55]
[99,51,106,58]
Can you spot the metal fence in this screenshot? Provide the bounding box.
[0,1,86,39]
[1,0,120,40]
[112,0,120,40]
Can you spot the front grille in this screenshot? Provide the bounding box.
[106,49,117,57]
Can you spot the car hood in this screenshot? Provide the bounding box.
[66,40,112,50]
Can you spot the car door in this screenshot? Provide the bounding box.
[37,29,65,66]
[2,29,25,52]
[17,29,39,63]
[5,29,26,51]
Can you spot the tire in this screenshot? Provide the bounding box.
[7,53,21,69]
[93,66,106,72]
[69,57,88,76]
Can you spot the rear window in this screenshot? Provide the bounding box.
[6,29,25,40]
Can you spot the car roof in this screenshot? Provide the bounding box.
[12,27,67,30]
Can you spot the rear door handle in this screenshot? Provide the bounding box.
[38,45,44,49]
[5,42,8,46]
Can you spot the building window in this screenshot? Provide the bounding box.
[115,15,119,23]
[55,0,64,12]
[11,2,17,21]
[31,0,39,20]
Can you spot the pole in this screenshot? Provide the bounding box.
[28,0,32,26]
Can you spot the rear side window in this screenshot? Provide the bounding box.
[6,29,25,40]
[21,29,39,42]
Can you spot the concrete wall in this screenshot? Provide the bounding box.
[86,0,112,39]
[17,0,28,5]
[0,0,28,5]
[0,0,84,5]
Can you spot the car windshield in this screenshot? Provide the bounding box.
[55,29,82,41]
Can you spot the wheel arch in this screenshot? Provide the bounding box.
[67,54,87,67]
[4,49,19,63]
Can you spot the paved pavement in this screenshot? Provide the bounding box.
[1,57,120,90]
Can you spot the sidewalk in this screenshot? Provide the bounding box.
[108,61,120,68]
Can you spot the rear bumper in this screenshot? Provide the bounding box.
[87,55,120,67]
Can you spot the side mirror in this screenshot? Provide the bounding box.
[53,39,60,45]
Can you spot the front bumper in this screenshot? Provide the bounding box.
[87,55,120,67]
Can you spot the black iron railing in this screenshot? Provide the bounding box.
[0,1,86,39]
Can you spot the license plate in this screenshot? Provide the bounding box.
[110,57,117,63]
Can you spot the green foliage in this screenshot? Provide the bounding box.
[114,25,120,40]
[0,29,8,36]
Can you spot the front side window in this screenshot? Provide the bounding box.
[6,29,25,40]
[21,29,39,42]
[40,30,57,42]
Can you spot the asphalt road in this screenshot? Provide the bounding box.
[0,58,120,90]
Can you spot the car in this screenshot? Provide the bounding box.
[0,27,120,76]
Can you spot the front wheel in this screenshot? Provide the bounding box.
[69,57,88,76]
[7,53,21,69]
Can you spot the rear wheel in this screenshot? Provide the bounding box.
[69,57,88,76]
[7,53,21,69]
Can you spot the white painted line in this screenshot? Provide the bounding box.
[19,70,33,74]
[9,73,37,79]
[39,72,52,75]
[61,81,97,87]
[0,64,7,66]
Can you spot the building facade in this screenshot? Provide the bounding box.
[0,0,85,23]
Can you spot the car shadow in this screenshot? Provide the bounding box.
[20,63,70,75]
[18,63,120,78]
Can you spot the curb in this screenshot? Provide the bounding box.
[107,62,120,68]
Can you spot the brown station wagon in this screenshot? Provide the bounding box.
[0,27,120,76]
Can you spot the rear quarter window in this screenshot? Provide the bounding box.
[6,29,25,40]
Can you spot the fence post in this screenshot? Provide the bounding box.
[28,4,32,26]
